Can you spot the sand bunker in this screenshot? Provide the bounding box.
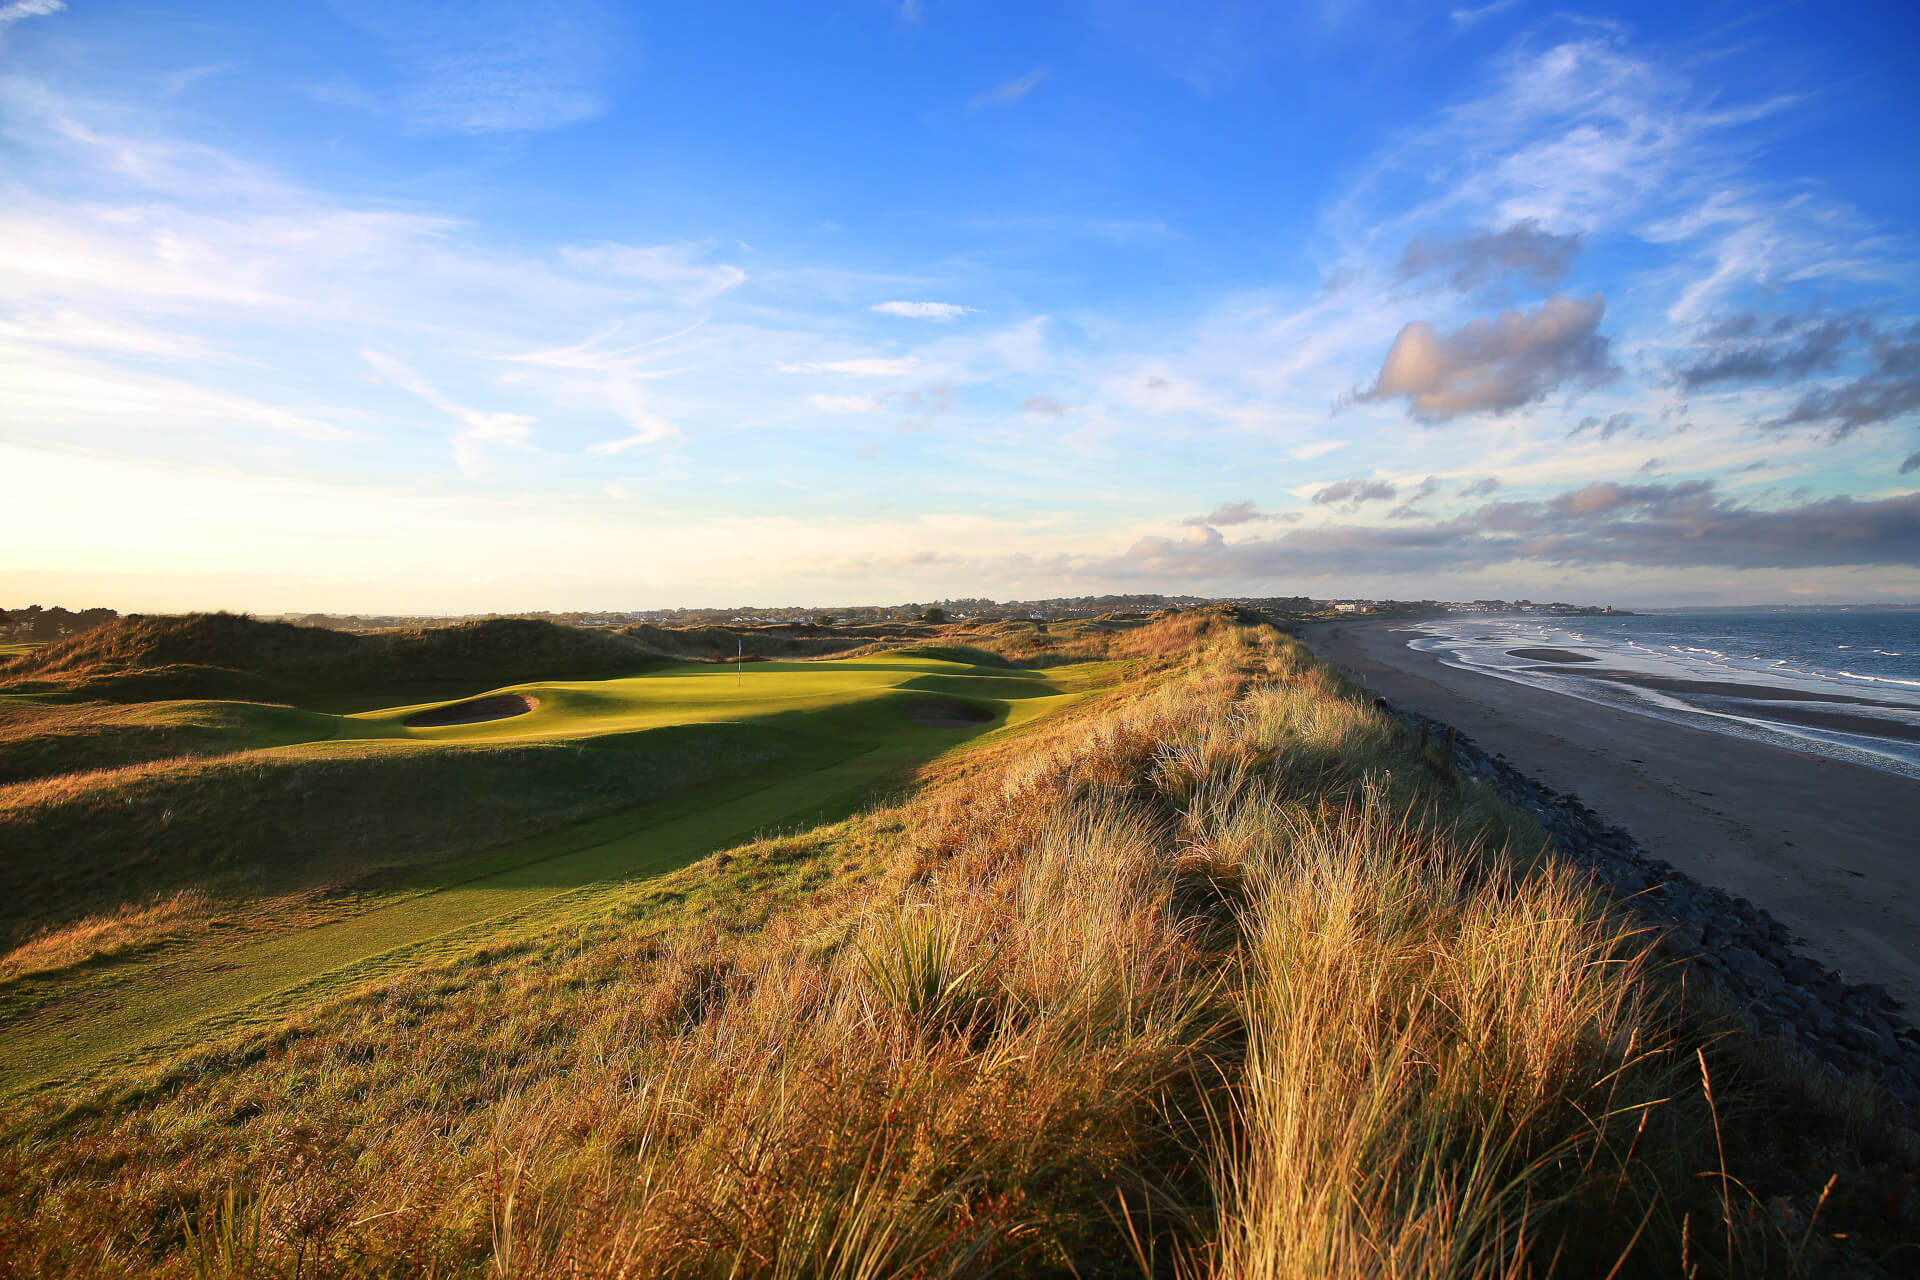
[899,698,994,728]
[404,694,539,727]
[1507,647,1598,663]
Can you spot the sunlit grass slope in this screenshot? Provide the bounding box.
[0,633,1094,1100]
[340,651,1068,746]
[0,651,1074,948]
[2,610,1911,1277]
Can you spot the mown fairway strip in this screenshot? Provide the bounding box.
[0,656,1093,1097]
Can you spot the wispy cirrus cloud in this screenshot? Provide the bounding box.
[776,357,919,377]
[362,349,538,472]
[970,68,1046,110]
[325,0,618,133]
[558,242,747,305]
[1449,0,1524,26]
[871,301,975,320]
[0,0,62,37]
[809,393,884,414]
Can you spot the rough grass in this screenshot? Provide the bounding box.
[0,614,1912,1277]
[0,614,670,704]
[0,726,789,952]
[0,698,334,786]
[0,891,211,985]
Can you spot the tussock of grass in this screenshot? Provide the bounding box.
[0,613,1911,1277]
[1205,790,1669,1279]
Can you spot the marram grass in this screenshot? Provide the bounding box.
[0,613,1910,1277]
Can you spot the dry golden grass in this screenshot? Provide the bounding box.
[0,890,211,984]
[0,612,1910,1278]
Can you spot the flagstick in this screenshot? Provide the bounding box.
[737,638,743,687]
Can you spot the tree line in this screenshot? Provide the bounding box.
[0,606,121,643]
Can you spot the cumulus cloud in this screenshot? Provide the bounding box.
[971,69,1046,110]
[1460,476,1501,498]
[1356,294,1615,421]
[776,357,919,377]
[1767,323,1920,439]
[1313,478,1398,507]
[871,301,975,320]
[1678,311,1871,390]
[1111,484,1920,579]
[1022,395,1067,418]
[1901,453,1920,475]
[1397,219,1582,292]
[1571,411,1635,440]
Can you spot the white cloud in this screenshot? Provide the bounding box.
[1357,294,1616,420]
[970,69,1047,110]
[871,300,975,320]
[325,0,614,134]
[159,63,236,97]
[0,0,62,34]
[362,349,536,472]
[1449,0,1522,26]
[557,242,747,305]
[809,394,884,414]
[1,341,351,440]
[776,357,919,377]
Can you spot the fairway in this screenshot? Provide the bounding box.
[0,652,1097,1096]
[338,652,1072,745]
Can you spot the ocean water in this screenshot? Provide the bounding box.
[1403,609,1920,779]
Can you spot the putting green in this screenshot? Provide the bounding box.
[0,652,1097,1097]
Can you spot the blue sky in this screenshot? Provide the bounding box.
[2,0,1917,612]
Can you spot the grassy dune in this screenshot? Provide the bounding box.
[0,623,1096,1100]
[0,612,1913,1276]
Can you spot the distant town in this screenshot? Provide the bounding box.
[0,596,1639,643]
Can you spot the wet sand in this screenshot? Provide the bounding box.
[1507,647,1598,663]
[1303,620,1920,1010]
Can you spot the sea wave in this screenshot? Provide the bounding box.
[1400,612,1920,780]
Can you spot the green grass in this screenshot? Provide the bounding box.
[6,612,1909,1278]
[0,650,1099,1097]
[3,614,1910,1278]
[334,651,1071,745]
[0,696,337,785]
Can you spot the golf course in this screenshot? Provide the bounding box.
[0,629,1100,1098]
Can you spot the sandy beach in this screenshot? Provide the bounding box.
[1303,619,1920,1012]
